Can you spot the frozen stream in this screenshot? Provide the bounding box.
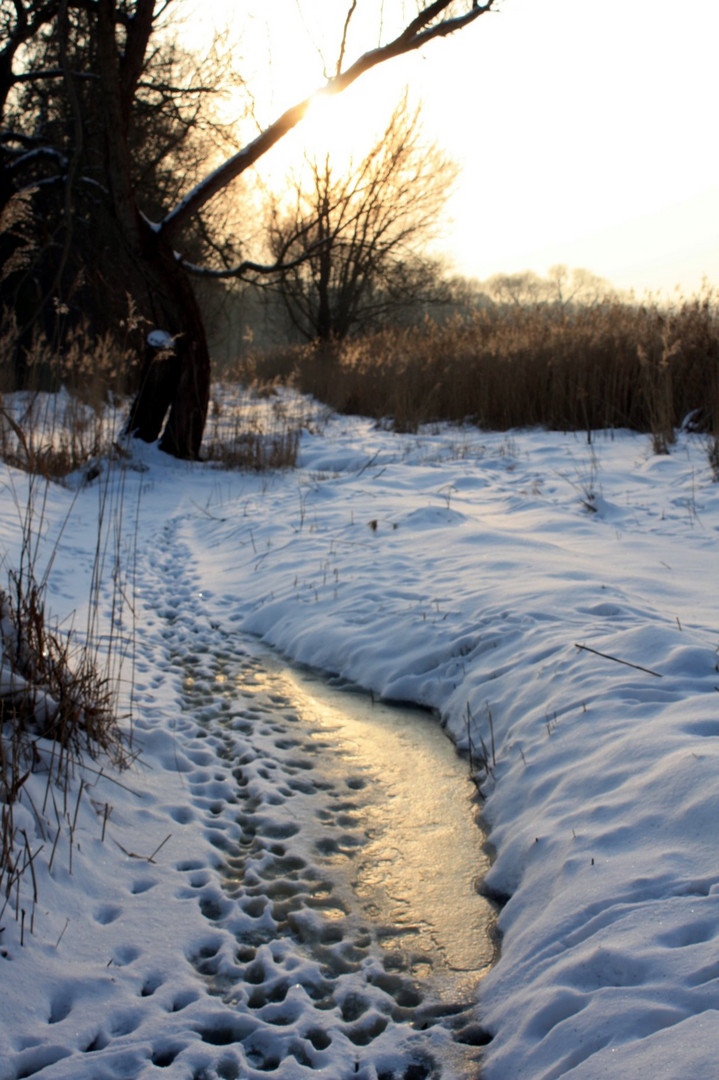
[177,640,495,1079]
[273,661,494,983]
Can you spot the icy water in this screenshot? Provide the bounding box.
[181,642,495,1079]
[276,663,494,982]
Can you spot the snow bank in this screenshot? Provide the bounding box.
[1,401,718,1078]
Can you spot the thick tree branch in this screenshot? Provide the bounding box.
[159,0,496,240]
[121,0,157,111]
[181,212,330,281]
[68,0,132,28]
[180,242,327,281]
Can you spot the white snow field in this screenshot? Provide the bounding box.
[1,390,718,1079]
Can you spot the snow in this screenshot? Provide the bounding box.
[1,390,718,1079]
[147,329,175,349]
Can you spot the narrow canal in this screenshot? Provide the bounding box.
[183,641,495,1079]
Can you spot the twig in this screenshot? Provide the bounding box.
[71,779,85,833]
[48,825,61,874]
[21,831,41,903]
[74,760,143,796]
[146,834,172,862]
[356,449,381,478]
[113,833,171,863]
[574,643,663,678]
[487,703,496,769]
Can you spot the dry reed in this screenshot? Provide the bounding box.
[246,292,719,444]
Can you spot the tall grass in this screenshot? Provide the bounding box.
[0,468,133,933]
[0,308,138,931]
[201,380,310,470]
[0,314,139,931]
[0,329,318,934]
[245,292,719,443]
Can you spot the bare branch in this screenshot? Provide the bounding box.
[337,0,358,76]
[121,0,157,108]
[180,240,329,282]
[7,145,67,171]
[10,67,100,87]
[68,0,133,29]
[181,212,330,281]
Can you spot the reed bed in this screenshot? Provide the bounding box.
[245,293,719,445]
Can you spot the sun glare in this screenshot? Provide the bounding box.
[299,89,362,167]
[263,65,407,190]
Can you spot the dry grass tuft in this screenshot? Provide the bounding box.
[0,573,121,760]
[202,381,323,470]
[0,308,135,478]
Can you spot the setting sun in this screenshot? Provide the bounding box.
[260,64,412,188]
[296,87,364,167]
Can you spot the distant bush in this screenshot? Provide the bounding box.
[243,291,719,443]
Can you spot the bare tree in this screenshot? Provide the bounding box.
[485,270,546,307]
[266,94,458,341]
[485,265,617,308]
[545,264,616,307]
[1,1,499,458]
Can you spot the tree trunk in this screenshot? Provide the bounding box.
[315,187,334,341]
[94,1,210,460]
[124,221,210,460]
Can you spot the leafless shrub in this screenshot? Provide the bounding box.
[0,575,120,760]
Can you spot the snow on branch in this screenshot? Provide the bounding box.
[6,147,68,172]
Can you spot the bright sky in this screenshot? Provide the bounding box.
[187,0,719,297]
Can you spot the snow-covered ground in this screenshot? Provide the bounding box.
[1,390,718,1079]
